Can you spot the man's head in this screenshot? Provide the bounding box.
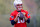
[13,0,23,11]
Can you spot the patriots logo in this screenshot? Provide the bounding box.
[10,15,14,19]
[28,14,29,16]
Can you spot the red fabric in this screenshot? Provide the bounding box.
[14,22,27,27]
[25,10,30,18]
[9,9,30,27]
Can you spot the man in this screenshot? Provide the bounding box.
[9,0,30,27]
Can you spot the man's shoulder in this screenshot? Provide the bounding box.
[23,10,28,12]
[22,10,28,14]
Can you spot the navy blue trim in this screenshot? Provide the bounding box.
[11,20,16,25]
[27,18,30,23]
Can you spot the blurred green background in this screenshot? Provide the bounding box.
[0,0,40,27]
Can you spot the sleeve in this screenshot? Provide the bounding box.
[27,18,30,23]
[11,20,16,25]
[9,12,15,21]
[25,11,30,18]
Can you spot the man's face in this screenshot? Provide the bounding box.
[16,4,23,11]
